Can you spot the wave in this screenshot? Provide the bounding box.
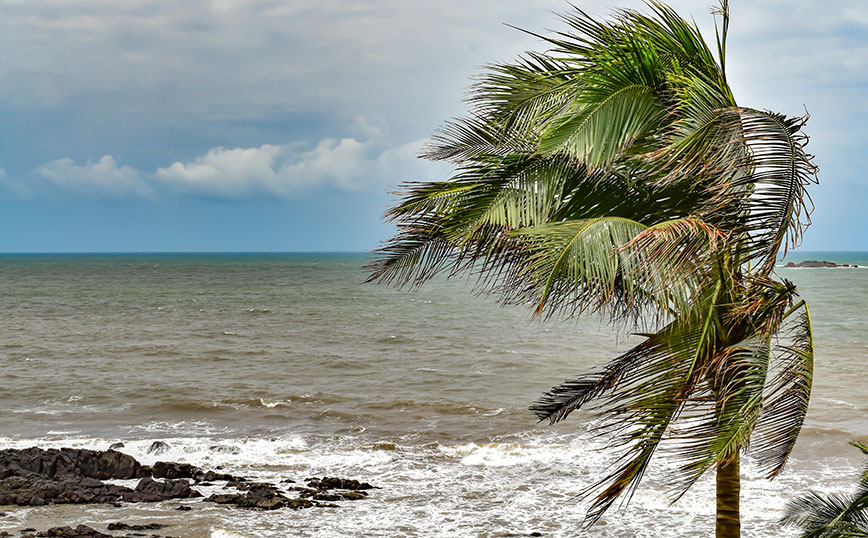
[1,430,862,537]
[361,399,500,416]
[140,394,343,413]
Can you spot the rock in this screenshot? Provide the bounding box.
[226,480,268,491]
[146,442,170,455]
[310,492,342,501]
[35,525,112,538]
[106,522,170,531]
[108,443,124,450]
[0,447,145,480]
[127,478,201,502]
[176,505,192,511]
[784,259,851,268]
[0,474,200,506]
[0,475,136,506]
[152,462,239,483]
[306,477,375,491]
[209,445,241,455]
[288,497,316,509]
[199,470,238,482]
[800,259,837,268]
[152,462,200,480]
[205,483,306,511]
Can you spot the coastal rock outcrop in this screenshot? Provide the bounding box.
[206,483,315,510]
[0,447,377,516]
[32,525,112,538]
[151,461,238,483]
[0,474,199,506]
[0,475,133,506]
[306,476,375,491]
[0,447,147,480]
[146,441,170,455]
[14,523,177,538]
[784,259,859,268]
[127,477,200,502]
[106,522,170,530]
[0,448,197,506]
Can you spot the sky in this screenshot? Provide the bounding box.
[0,0,866,252]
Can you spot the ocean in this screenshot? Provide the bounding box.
[0,252,864,537]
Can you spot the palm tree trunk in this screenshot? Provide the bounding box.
[716,454,741,538]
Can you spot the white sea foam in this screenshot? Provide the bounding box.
[258,398,290,408]
[0,432,857,537]
[210,530,251,538]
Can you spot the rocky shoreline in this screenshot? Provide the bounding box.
[783,259,860,268]
[0,446,377,537]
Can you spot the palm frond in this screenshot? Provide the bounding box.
[510,217,647,318]
[665,335,769,495]
[782,440,868,538]
[752,300,814,478]
[712,108,819,271]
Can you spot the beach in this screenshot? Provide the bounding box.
[0,252,864,537]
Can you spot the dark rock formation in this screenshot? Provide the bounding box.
[209,445,241,455]
[107,443,124,450]
[0,448,200,506]
[205,483,316,510]
[126,477,201,502]
[106,522,170,530]
[33,525,112,538]
[0,475,133,506]
[152,461,238,483]
[0,447,378,514]
[151,462,200,480]
[0,474,199,506]
[146,441,170,455]
[0,448,147,480]
[21,523,177,538]
[784,259,858,268]
[305,477,375,491]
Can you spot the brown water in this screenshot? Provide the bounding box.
[0,252,864,537]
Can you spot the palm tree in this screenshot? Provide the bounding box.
[782,441,868,538]
[366,2,818,537]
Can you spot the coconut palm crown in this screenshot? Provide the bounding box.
[366,2,818,536]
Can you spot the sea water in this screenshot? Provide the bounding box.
[0,252,864,537]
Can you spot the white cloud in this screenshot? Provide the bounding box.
[35,155,153,197]
[15,116,447,200]
[156,129,446,199]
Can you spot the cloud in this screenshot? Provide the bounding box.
[14,114,447,201]
[156,129,445,199]
[35,155,153,198]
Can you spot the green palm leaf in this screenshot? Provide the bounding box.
[782,442,868,538]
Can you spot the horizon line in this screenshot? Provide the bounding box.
[0,250,373,255]
[0,249,865,256]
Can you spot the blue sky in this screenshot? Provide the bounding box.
[1,0,866,252]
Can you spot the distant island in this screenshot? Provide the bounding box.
[783,260,860,268]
